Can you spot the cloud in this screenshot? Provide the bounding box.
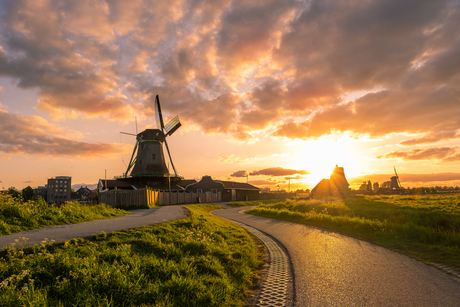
[22,180,35,184]
[230,170,248,177]
[400,131,460,146]
[376,146,460,163]
[285,175,305,180]
[216,154,265,164]
[0,0,458,143]
[0,0,135,120]
[0,110,126,157]
[248,179,283,186]
[249,167,309,177]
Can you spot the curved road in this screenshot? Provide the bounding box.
[213,207,460,306]
[2,204,460,306]
[0,205,188,249]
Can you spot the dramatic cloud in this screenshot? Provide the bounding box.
[0,0,458,142]
[400,131,460,146]
[0,110,126,157]
[249,167,309,177]
[376,146,460,163]
[230,170,248,177]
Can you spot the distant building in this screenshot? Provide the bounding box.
[47,176,71,206]
[373,182,379,192]
[311,165,350,198]
[260,188,271,193]
[185,175,261,201]
[74,186,91,200]
[33,186,48,200]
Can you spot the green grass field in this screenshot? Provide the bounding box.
[246,195,460,272]
[0,194,129,235]
[0,205,263,306]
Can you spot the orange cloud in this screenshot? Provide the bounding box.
[0,0,458,145]
[0,110,125,157]
[230,170,248,177]
[216,154,264,164]
[376,146,460,163]
[400,131,460,146]
[249,167,309,177]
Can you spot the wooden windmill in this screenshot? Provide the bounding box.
[123,95,182,179]
[390,167,402,190]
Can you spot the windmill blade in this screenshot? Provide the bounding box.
[394,167,402,188]
[164,138,179,177]
[164,115,181,137]
[155,95,165,131]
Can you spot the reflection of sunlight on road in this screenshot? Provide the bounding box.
[289,138,363,186]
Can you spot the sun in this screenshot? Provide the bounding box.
[287,138,364,187]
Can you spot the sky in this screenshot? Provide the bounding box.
[1,0,460,192]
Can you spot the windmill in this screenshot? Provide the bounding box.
[390,166,402,190]
[123,95,182,179]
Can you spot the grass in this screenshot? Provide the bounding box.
[0,194,129,236]
[226,200,278,208]
[246,195,460,272]
[0,204,263,306]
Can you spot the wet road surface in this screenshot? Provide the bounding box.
[213,207,460,306]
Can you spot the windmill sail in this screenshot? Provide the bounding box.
[394,167,402,188]
[164,115,181,136]
[122,95,182,179]
[155,95,164,130]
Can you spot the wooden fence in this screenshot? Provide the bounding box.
[99,188,222,208]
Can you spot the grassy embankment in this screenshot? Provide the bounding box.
[0,194,129,235]
[0,204,263,306]
[245,195,460,271]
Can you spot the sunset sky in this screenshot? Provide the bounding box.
[1,0,460,192]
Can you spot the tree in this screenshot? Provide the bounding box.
[22,186,34,202]
[6,187,21,199]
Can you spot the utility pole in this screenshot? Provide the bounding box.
[168,162,171,205]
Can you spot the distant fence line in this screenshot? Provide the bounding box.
[99,188,222,208]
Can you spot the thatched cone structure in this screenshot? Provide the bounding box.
[311,165,350,198]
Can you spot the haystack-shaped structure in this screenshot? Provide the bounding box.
[311,165,350,198]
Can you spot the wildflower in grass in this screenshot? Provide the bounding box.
[0,279,8,288]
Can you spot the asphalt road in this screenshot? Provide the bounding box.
[213,207,460,307]
[0,205,188,249]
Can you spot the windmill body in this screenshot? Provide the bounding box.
[119,95,183,189]
[130,129,169,177]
